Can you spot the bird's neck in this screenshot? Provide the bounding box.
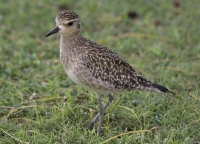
[60,33,82,50]
[59,33,84,64]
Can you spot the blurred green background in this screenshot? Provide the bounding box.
[0,0,200,143]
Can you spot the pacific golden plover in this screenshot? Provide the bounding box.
[45,10,174,134]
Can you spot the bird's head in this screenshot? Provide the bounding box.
[45,10,81,37]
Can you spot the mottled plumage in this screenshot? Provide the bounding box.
[83,40,158,92]
[56,10,79,22]
[45,10,174,135]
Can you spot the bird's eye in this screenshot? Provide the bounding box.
[68,22,73,26]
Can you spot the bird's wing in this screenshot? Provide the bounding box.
[83,45,154,92]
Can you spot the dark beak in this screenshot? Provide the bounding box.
[45,26,60,37]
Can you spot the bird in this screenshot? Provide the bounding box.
[45,10,175,135]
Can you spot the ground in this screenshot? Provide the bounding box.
[0,0,200,143]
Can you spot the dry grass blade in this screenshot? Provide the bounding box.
[0,128,28,144]
[101,127,157,144]
[6,105,44,118]
[187,119,200,126]
[189,94,200,102]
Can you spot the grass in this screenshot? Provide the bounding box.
[0,0,200,143]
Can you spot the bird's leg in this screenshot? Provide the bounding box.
[87,94,114,130]
[97,95,104,135]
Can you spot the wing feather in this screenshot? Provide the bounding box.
[83,43,153,91]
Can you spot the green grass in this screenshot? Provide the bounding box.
[0,0,200,143]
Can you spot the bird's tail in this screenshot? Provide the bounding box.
[152,83,175,95]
